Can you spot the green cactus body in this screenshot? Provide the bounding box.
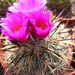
[2,21,74,75]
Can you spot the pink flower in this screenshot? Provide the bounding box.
[1,0,54,42]
[30,11,54,39]
[8,0,46,15]
[1,12,29,43]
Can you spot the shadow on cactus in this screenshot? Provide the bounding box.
[0,0,75,75]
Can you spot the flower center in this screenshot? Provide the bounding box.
[12,24,22,32]
[36,21,46,30]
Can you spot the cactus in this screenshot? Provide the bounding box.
[0,0,74,75]
[0,21,74,75]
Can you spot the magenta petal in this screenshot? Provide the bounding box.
[2,29,15,40]
[8,6,18,13]
[19,0,46,11]
[44,11,51,21]
[31,23,50,38]
[14,28,29,42]
[8,0,46,14]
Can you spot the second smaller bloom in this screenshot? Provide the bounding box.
[30,11,54,39]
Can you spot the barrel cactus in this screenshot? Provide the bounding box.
[0,0,74,75]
